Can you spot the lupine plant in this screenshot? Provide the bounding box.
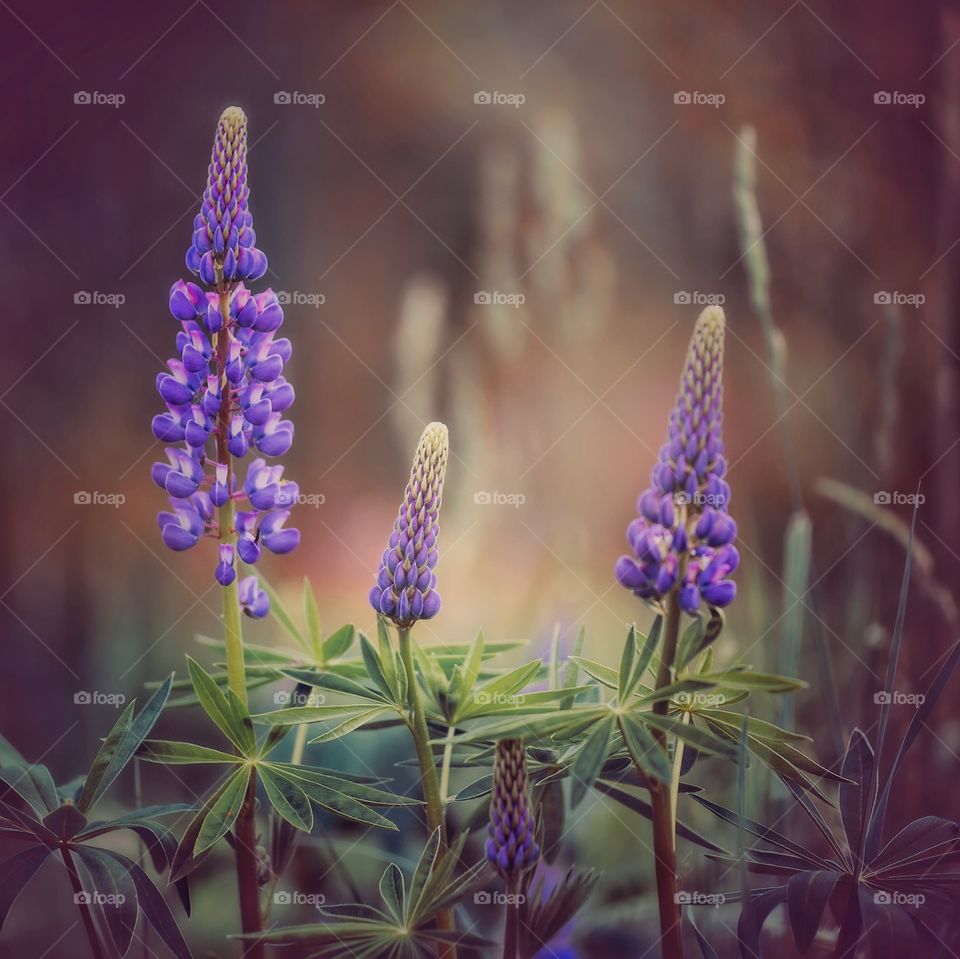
[3,105,957,959]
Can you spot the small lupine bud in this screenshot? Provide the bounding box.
[615,307,738,613]
[486,738,540,885]
[369,422,448,628]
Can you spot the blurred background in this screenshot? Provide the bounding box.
[2,0,959,955]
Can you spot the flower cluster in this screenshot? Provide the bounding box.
[152,107,298,614]
[486,738,540,885]
[369,423,448,628]
[615,306,738,614]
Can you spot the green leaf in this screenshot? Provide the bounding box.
[631,616,662,689]
[252,702,388,727]
[303,578,322,660]
[618,625,637,700]
[451,631,484,707]
[74,845,138,957]
[619,714,671,783]
[260,766,313,832]
[308,707,397,744]
[696,669,806,693]
[675,616,706,673]
[642,713,739,758]
[137,740,242,765]
[186,658,255,754]
[42,803,88,839]
[379,863,405,923]
[170,777,234,881]
[98,850,193,959]
[0,764,58,817]
[281,667,387,703]
[570,713,615,806]
[276,770,398,830]
[196,767,251,854]
[258,575,308,653]
[0,847,50,931]
[78,674,173,814]
[360,634,395,702]
[269,764,421,807]
[322,623,356,662]
[569,657,619,690]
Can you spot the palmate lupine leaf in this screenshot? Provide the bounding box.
[698,710,960,955]
[238,830,494,958]
[143,658,412,882]
[0,687,193,957]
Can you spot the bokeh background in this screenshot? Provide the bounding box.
[2,0,959,955]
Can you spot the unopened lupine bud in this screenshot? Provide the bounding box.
[615,307,738,614]
[152,109,298,608]
[486,738,540,885]
[369,422,448,628]
[185,106,267,285]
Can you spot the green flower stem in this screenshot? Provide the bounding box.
[220,497,247,706]
[503,881,520,959]
[398,626,456,958]
[648,591,684,959]
[62,846,107,959]
[291,722,310,766]
[215,289,264,959]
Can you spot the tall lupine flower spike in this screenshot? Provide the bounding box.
[152,107,299,616]
[615,306,738,614]
[369,422,448,627]
[486,738,540,887]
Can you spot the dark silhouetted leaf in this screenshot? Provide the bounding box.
[786,870,841,954]
[839,729,874,867]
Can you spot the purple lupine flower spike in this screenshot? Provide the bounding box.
[186,106,267,285]
[152,108,298,604]
[615,306,738,614]
[486,738,540,886]
[369,422,448,628]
